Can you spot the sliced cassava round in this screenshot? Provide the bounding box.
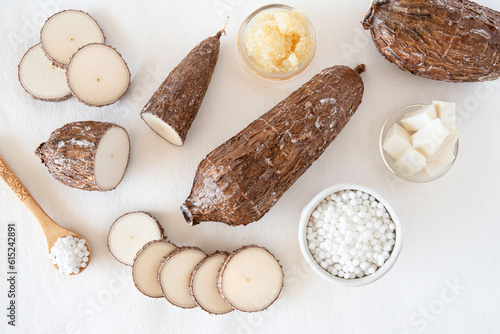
[18,44,72,101]
[67,43,130,107]
[40,9,105,67]
[35,121,130,191]
[189,252,233,315]
[132,240,176,298]
[140,23,227,146]
[108,212,164,266]
[158,247,207,309]
[218,245,283,312]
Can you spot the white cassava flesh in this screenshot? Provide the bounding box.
[67,43,130,107]
[132,240,176,298]
[18,44,71,101]
[218,245,283,312]
[190,252,233,314]
[94,126,130,190]
[40,10,105,67]
[141,113,184,146]
[158,247,207,308]
[108,212,164,266]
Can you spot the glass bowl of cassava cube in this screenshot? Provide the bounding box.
[379,102,459,183]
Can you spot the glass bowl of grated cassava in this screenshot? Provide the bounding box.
[238,4,316,81]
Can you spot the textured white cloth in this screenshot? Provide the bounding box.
[1,0,500,333]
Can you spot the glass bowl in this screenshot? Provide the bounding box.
[379,104,459,183]
[237,4,316,81]
[298,183,403,287]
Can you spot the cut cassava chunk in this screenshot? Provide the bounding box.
[181,65,365,226]
[362,0,500,82]
[158,247,207,308]
[132,240,176,298]
[18,44,72,101]
[67,43,130,107]
[189,252,233,315]
[35,121,130,191]
[40,9,105,67]
[108,212,164,266]
[218,245,283,312]
[141,25,226,146]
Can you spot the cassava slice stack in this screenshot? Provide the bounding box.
[362,0,500,82]
[36,121,130,191]
[181,64,366,226]
[141,22,227,146]
[18,9,130,106]
[108,212,283,313]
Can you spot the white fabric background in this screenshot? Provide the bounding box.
[1,0,500,333]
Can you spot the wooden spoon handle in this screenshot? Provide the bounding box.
[0,155,54,228]
[0,155,31,201]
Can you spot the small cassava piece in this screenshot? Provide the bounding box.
[40,9,105,67]
[218,245,283,312]
[18,44,72,101]
[158,247,207,308]
[189,252,234,315]
[362,0,500,82]
[35,121,130,191]
[108,212,164,266]
[132,240,176,298]
[141,21,227,146]
[181,65,365,226]
[67,43,130,106]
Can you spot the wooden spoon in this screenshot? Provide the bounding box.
[0,154,91,275]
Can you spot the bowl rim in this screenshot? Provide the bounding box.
[379,104,460,183]
[298,183,403,287]
[237,3,317,81]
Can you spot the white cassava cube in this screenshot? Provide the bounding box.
[400,105,437,132]
[383,123,412,159]
[428,129,459,161]
[421,152,455,177]
[395,147,426,175]
[411,119,450,158]
[433,101,456,129]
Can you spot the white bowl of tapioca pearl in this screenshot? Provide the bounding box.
[298,183,403,287]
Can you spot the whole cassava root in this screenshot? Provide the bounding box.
[140,23,227,146]
[362,0,500,82]
[36,121,130,191]
[181,65,365,226]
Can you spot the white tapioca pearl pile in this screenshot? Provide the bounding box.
[306,189,396,279]
[49,235,89,275]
